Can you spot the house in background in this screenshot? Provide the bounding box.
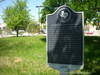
[0,23,6,30]
[0,23,7,37]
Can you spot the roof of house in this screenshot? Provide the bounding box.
[0,23,6,28]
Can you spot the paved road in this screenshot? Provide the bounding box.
[0,33,46,38]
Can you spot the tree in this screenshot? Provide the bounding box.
[26,20,40,33]
[3,0,30,37]
[41,0,100,23]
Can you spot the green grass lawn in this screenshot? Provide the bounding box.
[0,36,100,75]
[0,36,59,75]
[83,36,100,74]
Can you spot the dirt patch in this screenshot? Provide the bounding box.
[0,56,23,68]
[0,56,13,68]
[14,57,23,63]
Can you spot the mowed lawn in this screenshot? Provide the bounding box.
[0,36,59,75]
[0,36,100,75]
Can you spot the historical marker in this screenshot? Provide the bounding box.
[46,5,84,73]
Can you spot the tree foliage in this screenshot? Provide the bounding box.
[26,20,40,33]
[41,0,100,23]
[3,0,30,37]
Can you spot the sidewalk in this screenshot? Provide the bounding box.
[0,33,46,38]
[0,34,16,38]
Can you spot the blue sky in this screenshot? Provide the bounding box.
[0,0,45,23]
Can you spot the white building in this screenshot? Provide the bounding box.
[0,23,6,30]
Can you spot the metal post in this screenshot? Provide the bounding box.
[36,6,44,33]
[36,6,41,32]
[36,6,58,33]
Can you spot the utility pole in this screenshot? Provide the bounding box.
[36,6,58,33]
[36,6,44,33]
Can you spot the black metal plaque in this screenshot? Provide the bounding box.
[47,5,84,65]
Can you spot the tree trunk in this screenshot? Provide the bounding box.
[16,29,19,37]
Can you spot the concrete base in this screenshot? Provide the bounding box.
[60,72,68,75]
[48,63,83,72]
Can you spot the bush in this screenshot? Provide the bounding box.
[26,24,40,33]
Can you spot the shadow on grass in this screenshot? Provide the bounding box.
[40,37,46,42]
[41,36,100,74]
[83,36,100,75]
[0,38,13,51]
[0,37,35,56]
